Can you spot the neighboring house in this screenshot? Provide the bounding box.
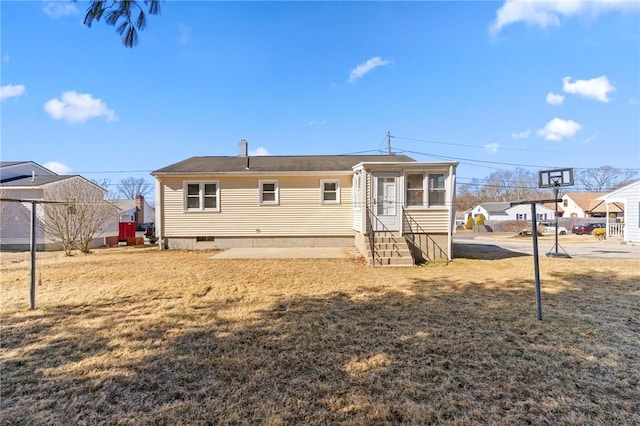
[111,195,155,226]
[599,180,640,244]
[0,161,118,251]
[152,142,458,265]
[559,192,624,219]
[470,202,555,222]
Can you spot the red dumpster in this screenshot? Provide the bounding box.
[119,222,136,241]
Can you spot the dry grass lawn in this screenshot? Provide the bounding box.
[1,246,639,425]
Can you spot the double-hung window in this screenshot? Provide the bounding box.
[406,173,446,207]
[184,182,219,211]
[428,174,446,206]
[321,179,340,204]
[259,180,279,205]
[406,174,425,207]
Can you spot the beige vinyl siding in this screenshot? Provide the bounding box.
[402,209,449,233]
[162,174,353,237]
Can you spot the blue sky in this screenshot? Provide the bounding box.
[1,1,639,200]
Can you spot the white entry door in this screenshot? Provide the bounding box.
[373,173,400,231]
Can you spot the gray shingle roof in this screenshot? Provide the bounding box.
[152,155,416,174]
[479,202,512,215]
[0,175,76,187]
[0,161,29,168]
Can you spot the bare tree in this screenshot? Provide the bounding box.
[91,177,115,199]
[77,0,161,48]
[40,177,117,255]
[576,166,638,192]
[456,179,483,211]
[117,177,152,199]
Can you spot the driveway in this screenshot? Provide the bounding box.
[454,233,640,260]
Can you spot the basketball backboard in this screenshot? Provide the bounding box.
[539,168,574,188]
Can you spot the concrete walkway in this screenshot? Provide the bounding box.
[211,247,358,259]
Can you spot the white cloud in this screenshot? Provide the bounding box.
[511,129,531,139]
[309,119,327,126]
[546,92,565,105]
[44,91,117,123]
[0,84,26,101]
[490,0,640,34]
[484,143,499,153]
[2,53,9,63]
[537,118,581,141]
[348,57,390,84]
[43,2,79,18]
[562,76,615,102]
[629,98,638,105]
[177,23,192,45]
[249,147,270,156]
[44,161,72,174]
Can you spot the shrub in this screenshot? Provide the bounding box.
[475,214,486,226]
[592,228,606,240]
[464,216,475,230]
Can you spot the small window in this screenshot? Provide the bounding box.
[259,180,278,205]
[428,174,446,206]
[406,174,424,207]
[563,199,568,207]
[321,179,340,204]
[184,181,219,211]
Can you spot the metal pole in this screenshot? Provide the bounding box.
[30,202,36,310]
[554,185,559,254]
[531,203,542,321]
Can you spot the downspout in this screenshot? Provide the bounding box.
[447,164,456,261]
[155,177,163,250]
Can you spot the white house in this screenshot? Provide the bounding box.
[559,192,623,219]
[470,202,555,222]
[0,161,119,251]
[599,181,640,244]
[111,195,155,227]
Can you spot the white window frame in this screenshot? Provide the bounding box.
[405,173,425,208]
[183,181,220,212]
[404,172,447,209]
[427,173,446,207]
[320,179,340,204]
[259,180,279,205]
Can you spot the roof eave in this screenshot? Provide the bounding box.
[152,170,354,177]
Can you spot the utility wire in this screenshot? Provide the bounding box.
[392,135,567,154]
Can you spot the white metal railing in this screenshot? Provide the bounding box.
[608,223,624,237]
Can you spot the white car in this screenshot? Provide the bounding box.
[539,222,568,235]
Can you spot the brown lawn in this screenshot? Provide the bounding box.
[1,247,639,425]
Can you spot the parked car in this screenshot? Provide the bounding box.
[143,222,154,237]
[571,223,606,235]
[539,222,568,235]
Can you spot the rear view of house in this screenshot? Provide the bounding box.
[152,141,458,265]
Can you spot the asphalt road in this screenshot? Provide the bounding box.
[453,232,640,260]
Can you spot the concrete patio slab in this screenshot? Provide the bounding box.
[211,247,358,259]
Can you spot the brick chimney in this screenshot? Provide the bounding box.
[136,194,144,227]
